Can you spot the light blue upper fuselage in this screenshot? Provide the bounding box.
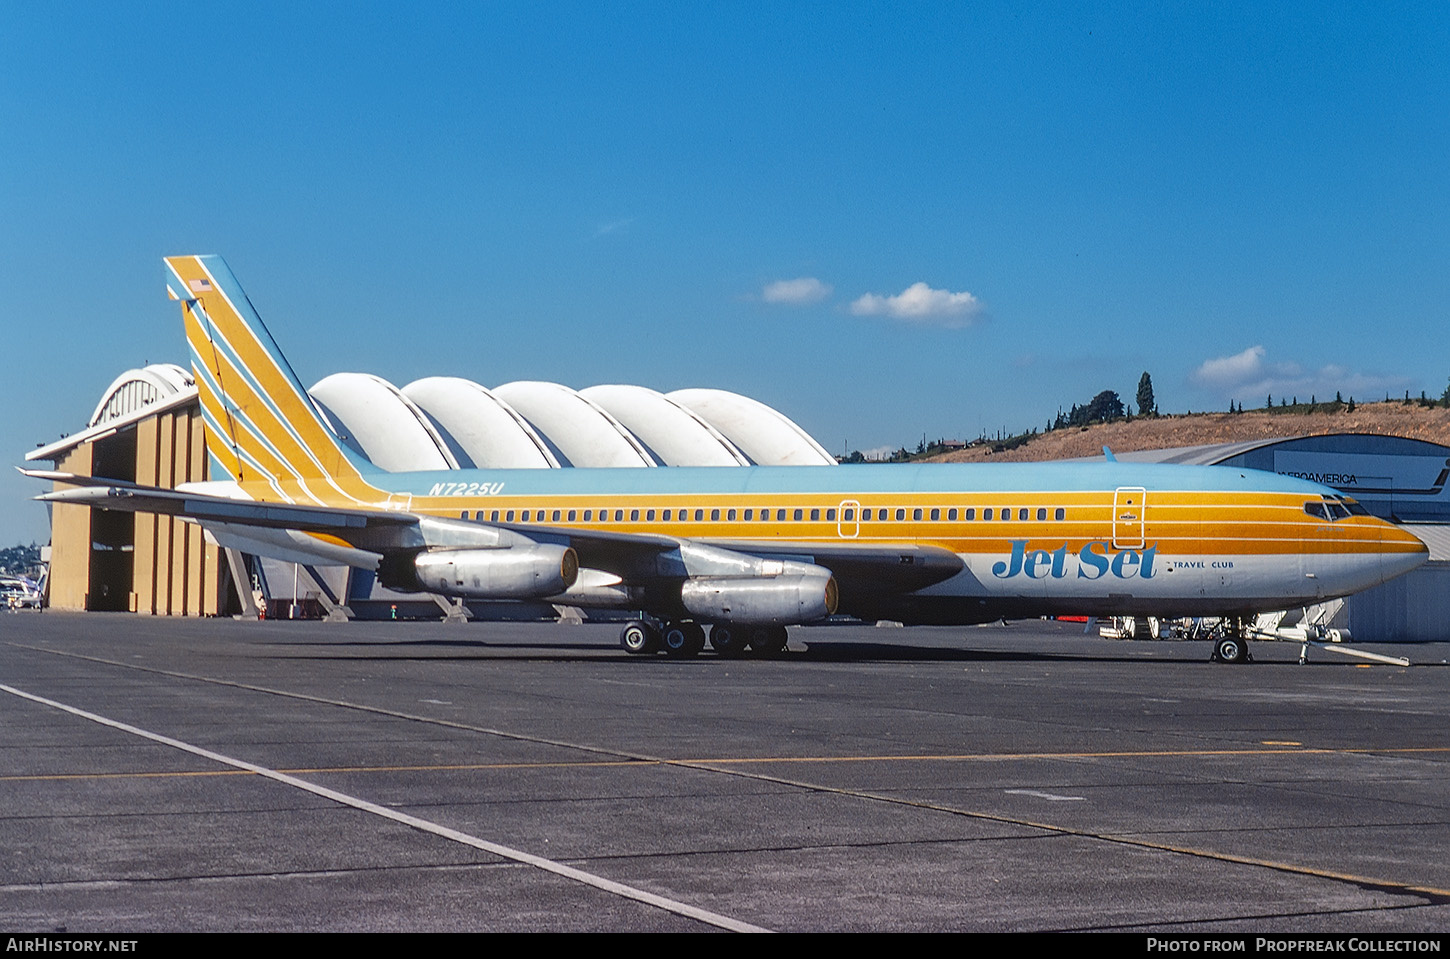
[364,460,1336,500]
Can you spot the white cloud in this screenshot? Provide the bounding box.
[1191,345,1270,389]
[1191,345,1409,402]
[850,282,982,327]
[762,277,831,305]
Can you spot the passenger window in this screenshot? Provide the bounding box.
[913,508,923,521]
[810,508,820,521]
[630,509,639,521]
[930,508,940,521]
[794,509,804,521]
[552,510,562,522]
[647,509,656,521]
[744,509,753,520]
[895,508,905,521]
[966,508,976,521]
[983,508,993,520]
[491,510,500,522]
[583,510,592,521]
[1055,508,1065,521]
[615,509,625,522]
[695,509,705,521]
[711,508,720,521]
[1019,508,1029,521]
[843,509,853,520]
[663,509,672,521]
[1001,510,1011,521]
[861,509,871,522]
[506,510,515,522]
[727,509,736,521]
[777,509,787,521]
[826,508,836,521]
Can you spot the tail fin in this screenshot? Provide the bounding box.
[165,255,370,487]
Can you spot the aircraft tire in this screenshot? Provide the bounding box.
[749,625,789,657]
[663,622,705,657]
[620,620,659,655]
[709,624,749,658]
[1215,636,1247,664]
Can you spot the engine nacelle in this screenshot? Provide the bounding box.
[400,545,579,599]
[680,573,838,625]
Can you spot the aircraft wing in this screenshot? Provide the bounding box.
[32,477,415,536]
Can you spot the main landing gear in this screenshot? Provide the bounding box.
[1210,618,1252,664]
[619,620,790,658]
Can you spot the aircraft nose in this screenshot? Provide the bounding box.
[1381,524,1429,582]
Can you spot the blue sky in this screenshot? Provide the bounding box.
[3,2,1447,545]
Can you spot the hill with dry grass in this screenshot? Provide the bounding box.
[920,401,1450,464]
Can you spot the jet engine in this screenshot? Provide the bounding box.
[679,572,838,625]
[387,545,579,599]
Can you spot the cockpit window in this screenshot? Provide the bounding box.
[1303,502,1329,521]
[1327,502,1351,520]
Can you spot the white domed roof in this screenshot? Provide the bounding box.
[403,377,558,469]
[579,384,749,467]
[309,372,457,472]
[493,381,656,468]
[667,388,836,466]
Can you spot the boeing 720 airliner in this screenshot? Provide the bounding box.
[29,256,1428,662]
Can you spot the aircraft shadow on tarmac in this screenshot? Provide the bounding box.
[259,635,1228,665]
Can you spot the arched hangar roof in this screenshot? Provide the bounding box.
[402,377,559,469]
[89,364,195,427]
[667,388,837,467]
[309,373,458,472]
[579,385,750,467]
[492,381,657,468]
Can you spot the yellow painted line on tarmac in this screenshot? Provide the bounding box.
[10,745,1449,783]
[677,745,1450,765]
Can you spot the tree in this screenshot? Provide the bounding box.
[1136,372,1157,416]
[1086,390,1125,422]
[1442,379,1450,408]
